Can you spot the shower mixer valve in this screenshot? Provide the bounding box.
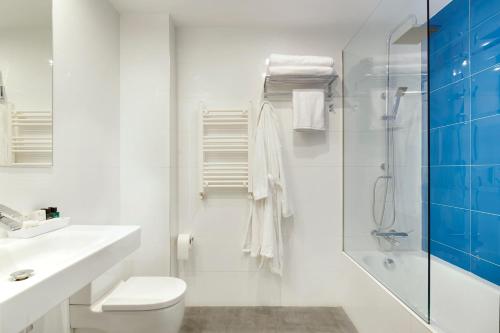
[371,230,409,238]
[371,229,409,247]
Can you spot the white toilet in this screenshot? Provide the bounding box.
[70,276,187,333]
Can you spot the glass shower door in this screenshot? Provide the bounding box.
[342,0,430,321]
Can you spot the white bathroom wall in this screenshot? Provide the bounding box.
[169,18,179,276]
[176,27,347,306]
[0,0,121,331]
[0,0,120,229]
[119,13,174,276]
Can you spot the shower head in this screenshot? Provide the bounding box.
[393,24,440,45]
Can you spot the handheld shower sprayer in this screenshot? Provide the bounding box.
[391,86,408,119]
[381,86,408,121]
[395,86,408,97]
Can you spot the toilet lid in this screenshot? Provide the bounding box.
[102,276,186,311]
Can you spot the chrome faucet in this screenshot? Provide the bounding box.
[371,229,409,247]
[0,204,23,231]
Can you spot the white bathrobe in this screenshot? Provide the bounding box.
[243,102,293,275]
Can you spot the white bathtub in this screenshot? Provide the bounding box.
[350,251,500,333]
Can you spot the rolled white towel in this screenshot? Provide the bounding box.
[268,66,335,76]
[269,54,334,67]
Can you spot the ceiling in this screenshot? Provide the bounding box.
[109,0,381,28]
[0,0,449,31]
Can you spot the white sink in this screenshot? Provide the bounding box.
[0,225,140,333]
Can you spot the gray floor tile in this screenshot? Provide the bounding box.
[179,306,357,333]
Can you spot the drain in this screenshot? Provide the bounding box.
[10,269,34,281]
[383,258,396,270]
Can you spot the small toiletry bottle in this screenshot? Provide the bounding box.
[48,207,59,219]
[42,208,50,220]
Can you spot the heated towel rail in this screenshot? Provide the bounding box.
[9,110,52,166]
[199,105,252,199]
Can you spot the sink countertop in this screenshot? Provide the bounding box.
[0,225,141,333]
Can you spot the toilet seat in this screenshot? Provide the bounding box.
[101,276,187,311]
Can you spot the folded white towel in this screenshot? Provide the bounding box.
[292,89,326,131]
[268,66,335,76]
[269,54,334,67]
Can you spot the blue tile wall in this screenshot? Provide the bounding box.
[472,166,500,215]
[430,166,470,208]
[471,212,500,264]
[471,256,500,285]
[431,204,470,252]
[429,0,500,286]
[430,35,470,90]
[430,123,470,165]
[430,79,470,128]
[470,13,500,74]
[430,0,468,48]
[471,116,500,165]
[470,0,500,28]
[430,240,471,271]
[471,65,500,119]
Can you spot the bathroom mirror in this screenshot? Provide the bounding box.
[0,0,53,166]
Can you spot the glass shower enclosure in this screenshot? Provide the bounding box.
[343,0,430,321]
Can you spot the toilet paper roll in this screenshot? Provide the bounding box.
[177,234,193,261]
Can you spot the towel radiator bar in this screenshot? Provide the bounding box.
[8,110,53,166]
[199,105,252,199]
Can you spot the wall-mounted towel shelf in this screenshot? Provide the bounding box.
[199,105,252,199]
[263,74,338,101]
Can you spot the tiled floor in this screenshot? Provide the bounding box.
[180,306,358,333]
